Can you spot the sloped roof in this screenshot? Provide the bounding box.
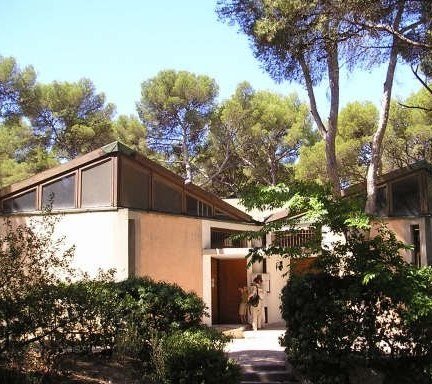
[342,160,432,197]
[223,198,280,222]
[0,141,252,222]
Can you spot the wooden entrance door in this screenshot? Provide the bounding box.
[216,259,247,324]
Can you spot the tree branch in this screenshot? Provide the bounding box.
[360,20,432,49]
[297,54,327,137]
[410,65,432,97]
[198,144,232,187]
[398,102,432,112]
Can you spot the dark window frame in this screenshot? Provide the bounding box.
[119,156,151,210]
[1,188,37,213]
[152,175,183,214]
[41,172,77,211]
[389,174,421,217]
[80,158,113,208]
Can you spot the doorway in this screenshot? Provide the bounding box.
[411,224,421,267]
[211,258,247,324]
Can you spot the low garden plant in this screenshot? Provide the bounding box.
[0,213,239,383]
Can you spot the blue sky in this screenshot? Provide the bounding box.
[2,0,422,118]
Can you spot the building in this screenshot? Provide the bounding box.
[343,161,432,267]
[3,143,428,326]
[229,161,432,281]
[0,142,288,325]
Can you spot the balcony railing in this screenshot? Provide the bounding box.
[273,229,319,248]
[210,230,248,249]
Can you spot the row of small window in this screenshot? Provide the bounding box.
[1,161,235,220]
[119,159,234,219]
[1,161,112,213]
[186,196,212,217]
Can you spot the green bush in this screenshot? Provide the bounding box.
[281,227,432,383]
[159,327,241,384]
[0,213,76,368]
[112,277,207,362]
[116,277,206,333]
[0,211,209,379]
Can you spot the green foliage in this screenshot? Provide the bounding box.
[241,179,432,382]
[0,120,57,187]
[296,101,379,187]
[113,114,148,155]
[0,56,37,120]
[384,91,432,170]
[0,212,209,379]
[30,79,116,160]
[0,213,75,360]
[137,69,218,182]
[159,327,241,384]
[115,277,207,334]
[208,83,314,191]
[281,227,432,383]
[0,57,116,186]
[218,0,431,199]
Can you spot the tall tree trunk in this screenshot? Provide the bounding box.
[326,38,341,198]
[182,129,192,183]
[299,53,341,198]
[365,3,404,215]
[269,150,277,186]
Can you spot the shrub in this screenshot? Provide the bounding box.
[159,327,241,384]
[0,211,209,379]
[281,227,432,383]
[116,277,206,332]
[112,277,207,361]
[0,213,76,367]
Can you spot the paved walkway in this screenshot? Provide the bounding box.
[224,323,300,384]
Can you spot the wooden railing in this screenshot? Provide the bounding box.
[210,230,248,248]
[273,228,319,248]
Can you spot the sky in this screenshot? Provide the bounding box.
[1,0,423,119]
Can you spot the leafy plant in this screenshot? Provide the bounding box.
[0,211,209,380]
[0,212,75,366]
[239,181,432,382]
[160,327,241,384]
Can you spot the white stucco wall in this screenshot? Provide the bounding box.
[2,209,130,281]
[258,256,289,324]
[56,209,129,280]
[372,217,428,266]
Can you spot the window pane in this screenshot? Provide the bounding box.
[2,190,36,213]
[42,174,75,209]
[186,195,198,215]
[205,203,212,217]
[376,186,387,216]
[392,176,420,216]
[120,160,150,209]
[210,229,247,248]
[427,175,432,213]
[200,201,212,217]
[274,229,319,247]
[153,179,182,214]
[81,161,112,208]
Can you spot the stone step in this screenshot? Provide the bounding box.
[240,381,299,384]
[243,363,288,372]
[241,367,298,383]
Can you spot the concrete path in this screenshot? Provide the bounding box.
[224,323,299,384]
